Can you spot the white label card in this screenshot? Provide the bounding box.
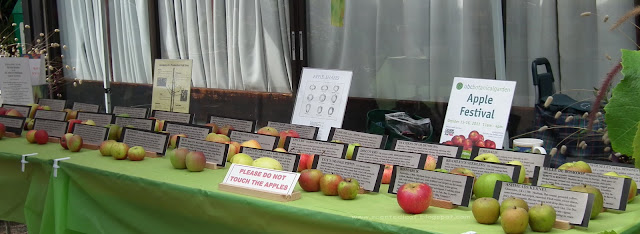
[222,164,300,195]
[151,110,193,124]
[72,124,109,146]
[391,140,462,160]
[532,167,631,211]
[312,156,384,192]
[472,147,550,178]
[284,137,347,158]
[176,137,228,166]
[114,117,155,131]
[163,121,211,140]
[112,106,149,119]
[436,157,520,183]
[229,130,279,150]
[33,119,68,138]
[34,110,67,121]
[0,58,34,105]
[352,147,426,169]
[580,159,640,194]
[328,127,387,149]
[1,104,31,118]
[389,166,474,206]
[267,121,318,139]
[120,128,170,155]
[208,115,255,132]
[38,99,66,111]
[0,115,25,135]
[72,102,100,113]
[239,147,300,172]
[494,182,593,227]
[76,112,114,127]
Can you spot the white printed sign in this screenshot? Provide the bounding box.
[222,164,300,195]
[0,57,34,105]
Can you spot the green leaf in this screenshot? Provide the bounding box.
[605,49,640,157]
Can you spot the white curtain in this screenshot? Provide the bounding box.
[109,0,153,83]
[57,0,107,81]
[506,0,636,106]
[308,0,496,103]
[158,0,292,92]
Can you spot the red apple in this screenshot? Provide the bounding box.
[298,169,324,192]
[170,148,190,169]
[68,135,83,152]
[319,174,343,196]
[468,130,480,142]
[60,133,74,149]
[99,140,117,156]
[67,119,82,133]
[218,125,234,136]
[169,134,187,148]
[127,146,146,161]
[0,123,5,139]
[34,130,49,144]
[382,164,393,184]
[204,123,219,134]
[476,134,485,143]
[484,140,496,149]
[26,130,37,143]
[6,109,23,117]
[424,155,437,170]
[462,139,474,151]
[112,143,130,160]
[338,178,360,200]
[306,154,315,170]
[451,135,465,146]
[257,126,279,137]
[298,153,313,172]
[278,130,300,148]
[475,140,486,148]
[186,151,206,172]
[443,141,453,146]
[0,107,7,116]
[397,183,433,214]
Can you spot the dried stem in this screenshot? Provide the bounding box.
[587,61,622,131]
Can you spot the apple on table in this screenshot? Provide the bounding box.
[257,126,279,137]
[570,184,603,219]
[603,172,637,202]
[396,183,433,214]
[472,197,500,224]
[558,161,592,173]
[501,206,529,234]
[252,157,283,170]
[529,203,556,232]
[298,169,323,192]
[338,178,359,200]
[320,174,343,196]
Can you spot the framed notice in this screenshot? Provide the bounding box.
[176,137,228,167]
[37,98,66,111]
[284,137,347,158]
[352,147,426,169]
[291,68,353,141]
[1,104,32,118]
[391,139,463,160]
[112,106,149,118]
[439,77,516,149]
[151,110,193,124]
[114,117,155,131]
[239,147,301,172]
[0,115,26,135]
[71,124,109,146]
[76,112,115,127]
[0,57,34,105]
[571,158,640,194]
[72,102,100,113]
[472,147,550,178]
[120,127,170,155]
[312,156,384,192]
[436,157,521,183]
[389,166,474,207]
[33,119,68,138]
[267,121,318,139]
[34,110,67,121]
[29,58,46,86]
[328,127,387,149]
[151,59,193,113]
[208,115,256,133]
[163,121,211,140]
[229,130,279,150]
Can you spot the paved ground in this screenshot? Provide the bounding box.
[1,221,27,234]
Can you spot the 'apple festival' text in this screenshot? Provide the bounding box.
[460,94,495,119]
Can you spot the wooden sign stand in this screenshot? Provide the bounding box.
[145,151,159,158]
[205,162,220,170]
[218,183,301,202]
[48,137,60,143]
[82,143,100,150]
[4,132,20,138]
[553,220,572,230]
[430,199,457,209]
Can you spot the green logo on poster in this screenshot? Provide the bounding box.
[456,82,463,90]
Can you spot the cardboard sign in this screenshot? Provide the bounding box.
[440,77,516,149]
[575,159,640,194]
[151,110,193,124]
[328,127,387,149]
[71,124,109,146]
[389,166,474,206]
[291,68,353,140]
[37,98,66,111]
[151,59,193,113]
[163,121,211,140]
[222,164,300,195]
[267,121,318,139]
[33,119,68,138]
[120,128,170,155]
[229,130,279,150]
[436,157,521,183]
[494,182,594,227]
[1,104,32,118]
[112,106,149,119]
[352,147,426,169]
[391,139,462,160]
[312,156,383,192]
[72,102,100,113]
[0,115,26,135]
[0,58,34,105]
[239,147,300,172]
[76,112,115,127]
[114,117,155,131]
[34,110,67,122]
[472,147,550,178]
[176,137,228,166]
[532,167,631,211]
[284,137,347,158]
[208,115,255,133]
[29,58,46,86]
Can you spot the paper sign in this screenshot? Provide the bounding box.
[1,104,31,118]
[493,182,593,227]
[229,130,279,150]
[120,128,170,155]
[284,137,347,158]
[391,139,462,161]
[532,167,631,210]
[163,121,211,140]
[112,106,148,118]
[114,117,155,131]
[29,58,46,85]
[76,112,115,127]
[239,147,301,172]
[352,147,426,169]
[436,157,521,183]
[176,137,228,166]
[151,59,193,113]
[328,127,387,149]
[71,124,109,146]
[151,110,193,124]
[34,109,67,121]
[38,99,66,111]
[222,164,300,195]
[312,156,383,192]
[291,68,353,140]
[209,115,255,132]
[72,102,100,113]
[33,119,68,138]
[0,57,34,105]
[0,115,26,135]
[472,147,550,178]
[575,159,640,194]
[389,166,474,206]
[267,121,318,139]
[440,77,516,149]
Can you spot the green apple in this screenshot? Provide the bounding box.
[570,184,603,219]
[345,143,360,160]
[529,203,556,232]
[603,172,637,203]
[472,197,500,224]
[473,173,512,198]
[507,160,526,184]
[433,168,448,173]
[252,157,283,170]
[337,178,359,200]
[540,184,563,190]
[500,197,528,214]
[474,153,501,163]
[558,161,592,173]
[106,124,122,141]
[169,148,190,169]
[501,206,529,234]
[231,153,254,166]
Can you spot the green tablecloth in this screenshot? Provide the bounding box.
[1,136,640,233]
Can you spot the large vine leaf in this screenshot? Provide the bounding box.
[605,49,640,157]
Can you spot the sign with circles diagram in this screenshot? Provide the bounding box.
[291,68,353,141]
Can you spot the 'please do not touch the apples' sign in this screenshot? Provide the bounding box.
[221,164,300,196]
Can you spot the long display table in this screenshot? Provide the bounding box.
[0,137,639,233]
